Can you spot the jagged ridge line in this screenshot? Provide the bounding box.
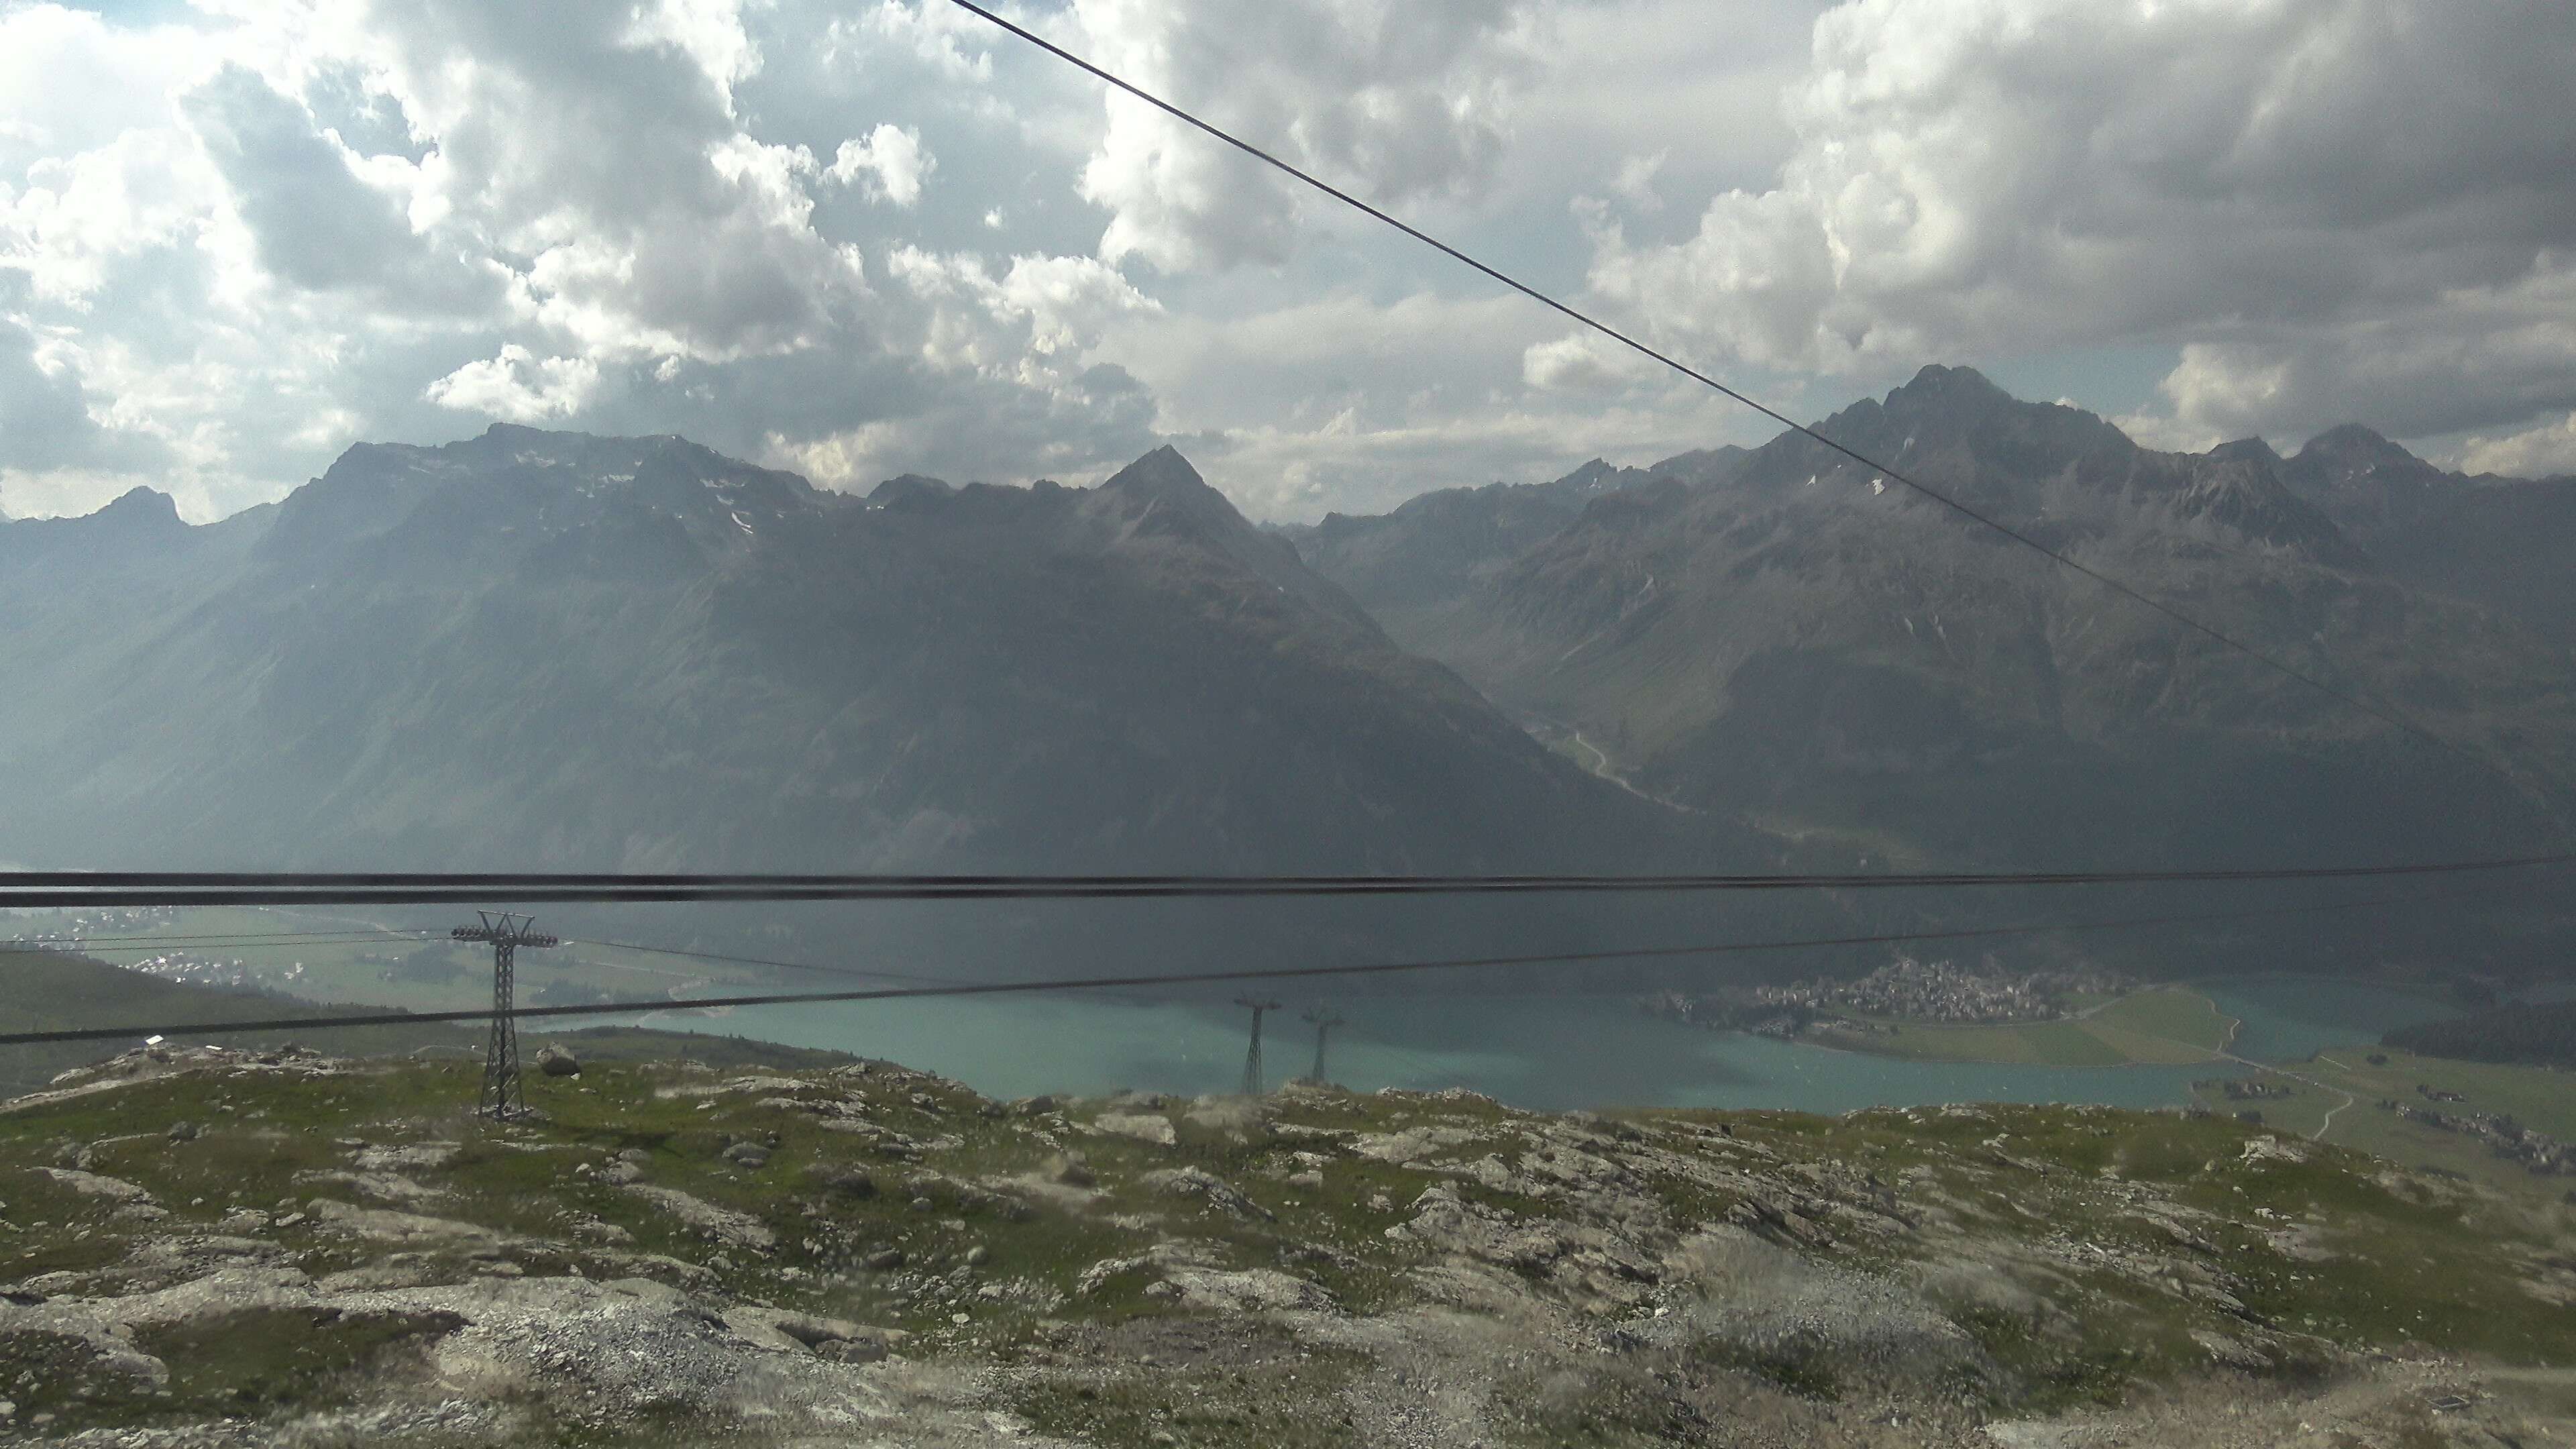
[933,0,2482,766]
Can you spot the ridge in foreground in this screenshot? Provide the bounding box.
[2,1044,2569,1446]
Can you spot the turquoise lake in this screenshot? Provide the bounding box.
[597,973,2486,1114]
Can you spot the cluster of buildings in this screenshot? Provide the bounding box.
[2202,1077,2292,1102]
[119,951,278,989]
[2377,1097,2571,1176]
[1639,955,2135,1037]
[7,906,317,992]
[11,905,179,942]
[1749,955,2133,1025]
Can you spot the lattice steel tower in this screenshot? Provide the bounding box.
[1301,1008,1344,1085]
[454,911,558,1121]
[1234,997,1283,1096]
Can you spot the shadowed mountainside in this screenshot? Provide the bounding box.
[1294,366,2576,875]
[0,429,1723,879]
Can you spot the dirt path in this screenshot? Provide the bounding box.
[1569,730,1615,775]
[2122,1026,2358,1142]
[2208,1046,2357,1141]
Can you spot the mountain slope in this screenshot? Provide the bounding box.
[2275,425,2576,647]
[1297,367,2576,871]
[0,428,1710,879]
[1283,451,1743,623]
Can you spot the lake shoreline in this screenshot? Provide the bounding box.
[525,974,2488,1118]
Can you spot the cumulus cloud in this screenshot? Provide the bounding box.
[0,0,1173,516]
[0,307,168,475]
[180,64,490,309]
[2145,259,2576,444]
[1071,0,1534,271]
[828,0,996,82]
[2459,412,2576,480]
[5,0,2571,527]
[423,344,602,421]
[1585,0,2576,445]
[827,123,932,207]
[1521,330,1658,393]
[888,246,1159,378]
[327,2,879,364]
[1091,288,1751,518]
[1608,150,1668,212]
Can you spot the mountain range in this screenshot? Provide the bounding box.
[1291,366,2576,874]
[7,367,2575,977]
[0,429,1688,878]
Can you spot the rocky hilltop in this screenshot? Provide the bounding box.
[4,1045,2571,1446]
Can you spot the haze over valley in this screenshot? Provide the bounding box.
[8,2,2576,1443]
[8,368,2571,991]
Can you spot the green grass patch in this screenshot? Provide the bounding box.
[2273,1044,2576,1201]
[2088,988,2236,1057]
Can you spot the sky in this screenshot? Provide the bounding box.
[3,0,2573,523]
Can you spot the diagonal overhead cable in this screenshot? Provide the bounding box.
[0,879,2545,1049]
[934,0,2479,763]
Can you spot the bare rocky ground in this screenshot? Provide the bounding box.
[3,1044,2572,1446]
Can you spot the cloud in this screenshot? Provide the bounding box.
[1608,150,1668,212]
[828,0,996,83]
[1521,330,1658,393]
[0,318,93,466]
[1,115,222,307]
[179,64,489,309]
[773,358,1161,490]
[2459,412,2576,480]
[423,344,602,421]
[5,0,2571,527]
[1071,0,1535,271]
[335,1,878,363]
[1091,287,1758,519]
[887,246,1159,380]
[2146,259,2576,443]
[1584,0,2576,445]
[0,0,1174,516]
[827,123,932,207]
[0,310,168,475]
[0,5,201,166]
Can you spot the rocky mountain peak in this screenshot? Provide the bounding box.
[1094,445,1269,547]
[867,474,956,508]
[2296,424,2423,476]
[89,485,184,531]
[1556,458,1621,493]
[0,484,188,569]
[2208,437,2283,467]
[1099,445,1220,503]
[1884,363,2015,414]
[2174,453,2356,561]
[1781,363,2135,504]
